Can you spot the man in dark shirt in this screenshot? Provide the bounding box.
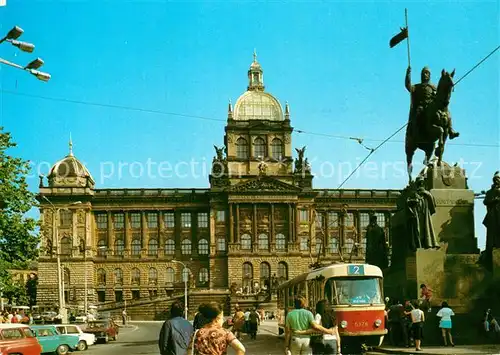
[159,301,194,355]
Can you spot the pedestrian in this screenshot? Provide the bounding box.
[410,301,425,351]
[122,309,127,326]
[436,301,455,347]
[284,296,336,355]
[193,311,208,331]
[158,301,194,355]
[310,299,341,355]
[192,302,245,355]
[248,307,260,340]
[232,307,245,339]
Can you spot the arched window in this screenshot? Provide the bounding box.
[242,262,253,291]
[148,268,158,285]
[198,239,209,255]
[166,267,175,283]
[217,237,226,252]
[114,268,123,285]
[63,268,70,287]
[131,268,141,285]
[271,138,283,160]
[315,237,323,254]
[199,268,209,283]
[115,239,124,256]
[182,268,190,283]
[60,237,72,255]
[361,237,367,255]
[260,262,270,287]
[165,239,175,255]
[258,234,269,250]
[253,137,266,158]
[277,262,288,283]
[236,138,249,159]
[241,234,252,250]
[131,239,141,256]
[97,239,106,256]
[329,238,339,254]
[97,268,106,286]
[181,239,192,255]
[276,234,286,251]
[148,238,158,256]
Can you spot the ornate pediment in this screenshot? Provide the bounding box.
[229,177,301,193]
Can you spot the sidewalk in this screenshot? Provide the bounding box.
[375,344,500,355]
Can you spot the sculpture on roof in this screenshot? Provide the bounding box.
[483,171,500,264]
[294,146,310,175]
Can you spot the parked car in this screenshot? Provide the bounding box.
[55,324,95,351]
[40,311,62,324]
[0,324,42,355]
[85,319,119,343]
[31,325,78,355]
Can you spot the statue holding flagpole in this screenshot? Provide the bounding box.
[390,9,461,183]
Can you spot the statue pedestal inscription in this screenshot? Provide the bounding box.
[426,163,478,254]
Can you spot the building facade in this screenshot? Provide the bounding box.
[36,55,400,316]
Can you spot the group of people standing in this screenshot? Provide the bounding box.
[284,296,341,355]
[159,301,246,355]
[386,298,455,351]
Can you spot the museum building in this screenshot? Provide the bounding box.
[36,55,400,315]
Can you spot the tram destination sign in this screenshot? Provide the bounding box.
[347,265,365,276]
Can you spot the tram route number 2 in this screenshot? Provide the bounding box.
[347,265,365,275]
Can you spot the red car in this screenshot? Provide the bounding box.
[0,324,42,355]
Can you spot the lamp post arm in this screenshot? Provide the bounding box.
[0,57,24,70]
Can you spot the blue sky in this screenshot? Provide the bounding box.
[0,1,498,250]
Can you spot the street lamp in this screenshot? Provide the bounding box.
[0,25,51,81]
[41,196,82,323]
[172,260,189,319]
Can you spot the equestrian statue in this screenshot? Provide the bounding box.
[404,65,460,182]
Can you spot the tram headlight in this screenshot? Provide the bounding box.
[374,319,382,327]
[340,320,348,328]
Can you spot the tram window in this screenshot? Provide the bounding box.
[334,277,382,305]
[324,278,337,304]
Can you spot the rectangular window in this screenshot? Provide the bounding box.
[315,213,324,229]
[344,212,355,227]
[97,291,106,303]
[130,213,141,229]
[299,210,309,223]
[181,213,191,228]
[198,213,208,228]
[216,210,226,222]
[300,236,309,251]
[131,290,140,300]
[147,212,158,229]
[164,212,175,228]
[114,213,124,229]
[60,210,72,227]
[96,214,107,229]
[328,212,339,228]
[115,291,123,302]
[217,237,226,252]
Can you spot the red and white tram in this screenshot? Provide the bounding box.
[277,263,387,350]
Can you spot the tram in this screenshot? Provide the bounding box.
[277,263,386,350]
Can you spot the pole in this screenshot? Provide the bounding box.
[184,278,188,319]
[84,243,87,316]
[53,207,64,319]
[405,8,411,67]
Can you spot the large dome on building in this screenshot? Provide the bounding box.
[232,51,284,121]
[233,91,284,121]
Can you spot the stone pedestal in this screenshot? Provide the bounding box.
[426,163,478,254]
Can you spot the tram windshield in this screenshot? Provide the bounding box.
[324,277,383,305]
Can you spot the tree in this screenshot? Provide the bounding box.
[0,127,39,264]
[0,127,39,303]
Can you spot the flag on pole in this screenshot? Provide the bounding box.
[389,27,408,48]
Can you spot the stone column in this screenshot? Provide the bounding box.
[107,211,113,249]
[253,204,258,247]
[124,211,130,254]
[141,211,146,249]
[229,203,234,243]
[288,204,293,243]
[295,205,300,243]
[270,204,275,245]
[235,204,240,243]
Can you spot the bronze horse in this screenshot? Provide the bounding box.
[405,69,455,183]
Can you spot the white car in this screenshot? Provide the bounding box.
[56,324,96,351]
